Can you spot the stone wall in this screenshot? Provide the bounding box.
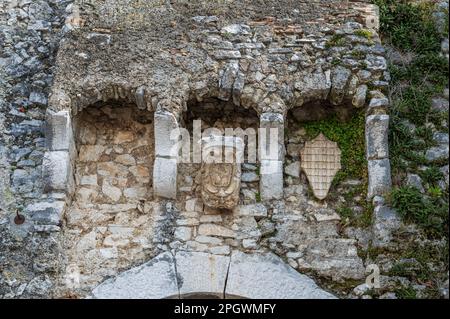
[61,103,156,296]
[0,0,74,299]
[0,0,399,299]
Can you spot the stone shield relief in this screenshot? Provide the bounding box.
[300,133,342,200]
[199,136,244,210]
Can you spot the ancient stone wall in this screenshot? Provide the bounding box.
[0,0,400,299]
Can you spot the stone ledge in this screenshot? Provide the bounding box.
[90,251,336,299]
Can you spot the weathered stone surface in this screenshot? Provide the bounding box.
[153,157,177,199]
[330,66,351,105]
[154,111,179,158]
[426,144,449,162]
[200,136,243,209]
[259,113,285,161]
[226,251,336,299]
[372,205,401,248]
[198,224,236,238]
[78,145,105,162]
[42,151,73,194]
[406,174,425,193]
[352,85,368,107]
[175,251,229,297]
[233,204,268,217]
[285,161,300,178]
[296,238,366,281]
[260,160,284,200]
[367,159,392,198]
[366,115,389,160]
[91,252,178,299]
[45,109,75,156]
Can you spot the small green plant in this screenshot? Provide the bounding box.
[255,192,262,203]
[389,186,449,238]
[428,186,443,198]
[354,29,373,40]
[395,286,417,299]
[326,34,346,48]
[420,166,443,186]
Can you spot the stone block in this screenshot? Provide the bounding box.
[226,251,336,299]
[259,113,285,161]
[372,205,401,248]
[260,160,283,200]
[368,159,392,198]
[233,204,268,217]
[91,252,178,299]
[153,157,177,199]
[175,251,230,297]
[45,109,75,156]
[366,114,389,160]
[42,151,74,194]
[26,201,66,225]
[154,111,179,158]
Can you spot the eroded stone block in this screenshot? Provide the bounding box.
[368,159,392,198]
[175,251,229,297]
[42,151,74,194]
[45,109,75,156]
[366,114,389,160]
[154,111,179,158]
[153,157,177,199]
[260,160,283,200]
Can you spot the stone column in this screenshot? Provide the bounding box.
[366,113,392,198]
[153,110,179,199]
[43,109,75,194]
[258,112,285,201]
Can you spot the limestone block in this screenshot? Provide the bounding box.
[226,251,336,299]
[233,204,268,217]
[154,111,179,158]
[366,114,389,160]
[260,160,283,200]
[45,109,75,156]
[42,151,74,194]
[175,251,230,297]
[368,159,392,198]
[91,252,178,299]
[372,205,401,248]
[330,66,351,105]
[198,224,235,238]
[26,201,66,225]
[153,157,177,199]
[259,113,285,161]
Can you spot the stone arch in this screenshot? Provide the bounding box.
[90,250,336,299]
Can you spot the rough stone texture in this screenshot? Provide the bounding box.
[42,151,74,194]
[153,157,177,199]
[260,160,284,200]
[175,251,229,297]
[367,159,392,198]
[0,0,393,300]
[366,115,389,160]
[372,205,401,248]
[226,251,336,299]
[91,250,336,299]
[91,252,178,299]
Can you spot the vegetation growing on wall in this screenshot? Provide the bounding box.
[302,110,367,184]
[374,0,449,238]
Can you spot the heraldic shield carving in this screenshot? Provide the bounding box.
[200,135,244,210]
[300,133,342,200]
